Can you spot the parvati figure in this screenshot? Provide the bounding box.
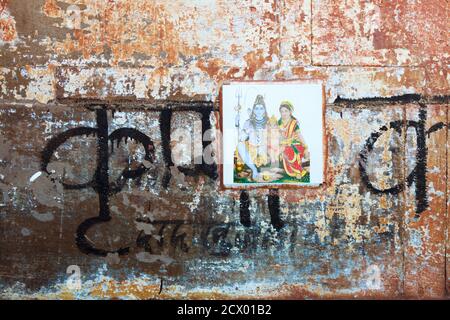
[278,101,309,179]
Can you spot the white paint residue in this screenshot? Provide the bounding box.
[29,171,42,183]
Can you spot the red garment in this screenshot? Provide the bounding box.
[281,119,305,178]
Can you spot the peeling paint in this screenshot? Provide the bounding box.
[0,0,448,300]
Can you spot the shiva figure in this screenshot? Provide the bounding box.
[278,101,310,179]
[235,94,269,180]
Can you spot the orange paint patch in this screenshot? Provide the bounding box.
[196,59,223,78]
[51,1,207,65]
[0,0,8,13]
[243,49,266,78]
[0,17,16,42]
[90,279,162,300]
[42,0,62,18]
[313,0,448,66]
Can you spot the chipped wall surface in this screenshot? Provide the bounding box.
[0,0,448,299]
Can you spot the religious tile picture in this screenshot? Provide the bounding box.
[222,81,325,187]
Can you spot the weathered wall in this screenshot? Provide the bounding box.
[0,0,448,299]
